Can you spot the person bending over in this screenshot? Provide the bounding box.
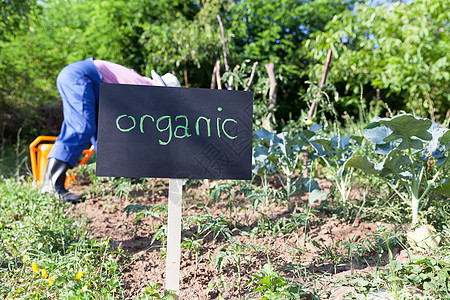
[41,57,180,204]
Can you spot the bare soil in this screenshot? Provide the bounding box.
[67,177,408,299]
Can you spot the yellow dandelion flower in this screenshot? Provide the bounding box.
[48,275,56,286]
[22,255,30,264]
[41,269,49,279]
[31,262,40,273]
[76,271,84,280]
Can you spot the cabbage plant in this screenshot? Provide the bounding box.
[253,128,320,211]
[344,114,450,225]
[309,133,363,206]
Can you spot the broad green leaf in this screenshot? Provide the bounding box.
[363,122,397,154]
[363,122,391,144]
[436,180,450,197]
[344,156,379,175]
[374,143,395,155]
[308,189,328,205]
[331,135,352,150]
[378,149,413,177]
[309,139,331,156]
[300,130,316,140]
[428,126,448,158]
[253,144,270,162]
[380,114,432,150]
[310,124,323,132]
[351,135,364,147]
[301,178,319,192]
[440,130,450,149]
[254,128,278,144]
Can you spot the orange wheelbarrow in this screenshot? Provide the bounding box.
[29,136,95,187]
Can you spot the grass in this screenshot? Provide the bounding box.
[0,177,124,298]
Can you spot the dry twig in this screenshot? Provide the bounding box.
[244,61,258,91]
[216,14,230,72]
[210,63,217,89]
[263,63,277,131]
[215,59,222,90]
[308,50,332,119]
[264,63,277,110]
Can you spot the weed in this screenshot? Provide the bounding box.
[247,261,308,299]
[137,281,176,299]
[209,180,250,221]
[215,243,251,299]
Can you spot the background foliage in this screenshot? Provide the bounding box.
[0,0,449,142]
[305,0,450,118]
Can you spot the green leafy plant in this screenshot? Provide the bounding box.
[124,203,168,222]
[182,214,235,277]
[214,243,251,299]
[253,128,319,211]
[345,114,450,225]
[209,180,250,222]
[400,256,450,298]
[248,262,306,300]
[121,204,168,238]
[309,130,362,207]
[138,281,176,300]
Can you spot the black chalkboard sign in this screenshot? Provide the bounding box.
[96,83,253,179]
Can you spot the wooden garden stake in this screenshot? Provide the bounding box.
[215,59,222,90]
[263,62,277,131]
[165,178,185,298]
[308,49,333,120]
[244,61,258,91]
[216,14,230,73]
[210,62,217,89]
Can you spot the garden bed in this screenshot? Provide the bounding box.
[68,177,410,299]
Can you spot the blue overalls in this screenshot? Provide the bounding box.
[48,58,103,168]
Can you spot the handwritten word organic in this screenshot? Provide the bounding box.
[115,107,238,145]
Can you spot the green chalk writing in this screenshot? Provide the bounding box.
[174,115,191,139]
[222,119,238,139]
[156,116,172,145]
[196,116,211,137]
[116,115,136,132]
[115,107,238,146]
[140,115,155,133]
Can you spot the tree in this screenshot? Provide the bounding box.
[305,0,450,120]
[139,0,223,87]
[0,0,37,41]
[223,0,361,121]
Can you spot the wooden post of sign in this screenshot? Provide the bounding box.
[165,178,184,299]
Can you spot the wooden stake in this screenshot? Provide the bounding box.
[263,63,277,131]
[264,63,277,110]
[210,62,217,89]
[215,59,222,90]
[216,14,230,72]
[165,178,184,298]
[308,50,332,119]
[244,61,258,91]
[304,50,333,179]
[183,59,189,88]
